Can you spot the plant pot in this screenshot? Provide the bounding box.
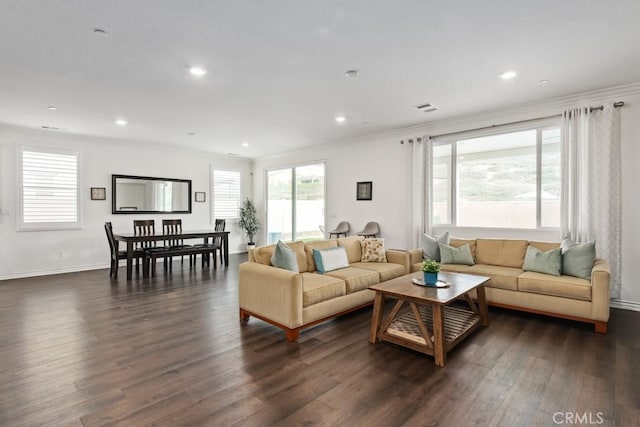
[247,243,256,252]
[423,272,438,285]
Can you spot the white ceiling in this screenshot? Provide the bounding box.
[1,1,639,159]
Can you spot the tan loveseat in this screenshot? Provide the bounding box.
[239,236,410,341]
[410,238,610,333]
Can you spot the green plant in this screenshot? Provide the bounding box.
[238,198,260,245]
[421,259,440,273]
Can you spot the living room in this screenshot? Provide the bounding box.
[1,1,640,425]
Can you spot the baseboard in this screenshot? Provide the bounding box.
[0,263,109,281]
[610,299,640,312]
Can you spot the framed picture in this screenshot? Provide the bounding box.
[195,191,206,202]
[356,181,372,201]
[91,187,106,200]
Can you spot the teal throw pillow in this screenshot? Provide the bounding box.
[313,247,349,274]
[422,232,449,262]
[271,240,299,273]
[561,238,595,279]
[523,245,562,276]
[438,243,475,266]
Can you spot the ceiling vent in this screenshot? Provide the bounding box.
[416,103,439,113]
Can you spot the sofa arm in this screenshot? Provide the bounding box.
[386,249,410,274]
[591,259,611,322]
[409,248,423,265]
[239,262,304,328]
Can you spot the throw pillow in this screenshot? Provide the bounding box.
[313,247,350,273]
[523,245,562,276]
[360,238,387,262]
[439,243,475,265]
[561,237,596,279]
[422,232,449,262]
[271,240,299,273]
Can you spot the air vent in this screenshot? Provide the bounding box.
[41,125,62,131]
[416,103,439,113]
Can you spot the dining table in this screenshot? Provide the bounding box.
[112,229,230,280]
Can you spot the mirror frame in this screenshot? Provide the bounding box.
[111,174,192,214]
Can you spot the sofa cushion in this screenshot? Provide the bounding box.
[325,267,380,293]
[440,263,474,274]
[350,262,406,282]
[338,236,364,263]
[439,243,475,265]
[465,264,522,291]
[475,239,528,268]
[253,241,308,272]
[271,240,299,272]
[313,247,350,273]
[422,232,449,262]
[360,238,387,262]
[523,245,562,276]
[450,238,477,259]
[518,271,592,301]
[301,273,347,307]
[304,240,338,272]
[561,238,596,280]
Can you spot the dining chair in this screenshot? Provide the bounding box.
[356,221,380,238]
[134,219,169,276]
[193,219,226,267]
[328,221,350,238]
[162,219,194,270]
[104,222,144,279]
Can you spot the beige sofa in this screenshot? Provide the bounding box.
[410,238,610,333]
[239,236,410,341]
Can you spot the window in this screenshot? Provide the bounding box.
[266,162,325,243]
[19,147,80,230]
[432,123,560,229]
[211,169,241,219]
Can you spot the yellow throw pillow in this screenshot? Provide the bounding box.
[360,238,387,262]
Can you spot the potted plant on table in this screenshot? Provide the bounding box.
[239,198,260,250]
[421,259,441,285]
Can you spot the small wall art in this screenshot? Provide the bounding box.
[91,187,106,200]
[356,181,372,201]
[195,191,206,202]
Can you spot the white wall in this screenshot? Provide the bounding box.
[253,83,640,309]
[0,124,252,280]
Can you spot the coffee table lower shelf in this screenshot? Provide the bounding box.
[380,305,481,357]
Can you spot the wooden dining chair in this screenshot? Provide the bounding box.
[105,222,144,279]
[194,219,226,267]
[162,219,194,270]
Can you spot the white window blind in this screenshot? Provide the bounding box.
[212,169,241,219]
[19,148,80,230]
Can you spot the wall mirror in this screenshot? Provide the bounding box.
[112,174,192,214]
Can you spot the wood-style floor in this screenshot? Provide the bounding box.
[0,254,638,426]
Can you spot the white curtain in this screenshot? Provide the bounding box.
[406,137,428,248]
[561,103,621,298]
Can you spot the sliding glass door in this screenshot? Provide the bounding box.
[266,162,325,244]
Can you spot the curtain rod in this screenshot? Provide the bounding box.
[400,101,625,143]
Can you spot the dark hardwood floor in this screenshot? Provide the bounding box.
[0,254,638,426]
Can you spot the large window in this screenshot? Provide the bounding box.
[266,162,325,243]
[432,123,560,229]
[18,147,80,230]
[211,169,241,220]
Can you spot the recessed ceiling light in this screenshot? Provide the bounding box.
[345,69,359,78]
[538,79,549,84]
[115,119,127,126]
[189,66,207,76]
[499,70,517,80]
[335,116,346,123]
[241,142,249,147]
[47,106,57,111]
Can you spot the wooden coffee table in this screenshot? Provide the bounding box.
[369,271,490,367]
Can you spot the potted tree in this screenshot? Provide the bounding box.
[239,198,260,250]
[421,259,441,285]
